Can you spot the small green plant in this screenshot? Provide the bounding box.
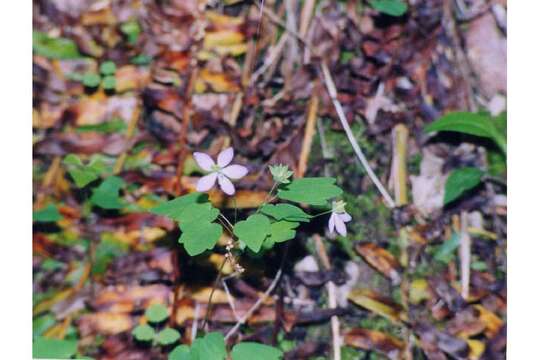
[76,60,118,91]
[168,332,283,360]
[425,111,507,205]
[132,303,181,347]
[368,0,408,17]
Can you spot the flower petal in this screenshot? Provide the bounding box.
[218,174,235,195]
[334,214,347,236]
[339,212,352,222]
[328,213,336,234]
[217,147,234,168]
[221,164,248,179]
[193,152,215,172]
[196,172,217,192]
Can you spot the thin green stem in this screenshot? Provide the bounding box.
[256,181,278,213]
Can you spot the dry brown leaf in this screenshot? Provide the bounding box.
[344,328,404,360]
[474,305,503,338]
[78,312,132,336]
[195,69,240,93]
[348,289,406,323]
[92,284,171,313]
[355,242,402,285]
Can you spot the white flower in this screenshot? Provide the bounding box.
[328,200,352,236]
[193,147,248,196]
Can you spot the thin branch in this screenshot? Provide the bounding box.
[224,268,283,341]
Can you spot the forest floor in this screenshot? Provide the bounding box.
[33,0,507,359]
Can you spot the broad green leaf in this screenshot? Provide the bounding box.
[83,73,101,87]
[100,61,117,75]
[145,303,169,323]
[33,337,78,359]
[150,193,209,220]
[179,222,223,256]
[261,204,311,222]
[132,324,156,342]
[191,332,227,360]
[90,176,125,209]
[179,203,220,225]
[33,204,63,222]
[233,214,271,252]
[368,0,408,16]
[434,233,460,263]
[33,31,82,59]
[444,167,484,205]
[157,328,181,345]
[277,177,342,206]
[169,345,192,360]
[424,112,507,155]
[102,75,116,90]
[232,342,283,360]
[268,220,300,244]
[76,118,127,134]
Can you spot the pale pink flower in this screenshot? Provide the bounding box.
[193,147,248,195]
[328,200,352,236]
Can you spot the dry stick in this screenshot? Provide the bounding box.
[224,267,283,341]
[314,235,341,360]
[390,124,409,206]
[258,2,396,208]
[202,257,228,330]
[321,63,396,208]
[459,211,471,299]
[297,94,319,177]
[299,0,315,37]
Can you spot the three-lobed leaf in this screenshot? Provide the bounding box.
[261,204,311,222]
[145,303,169,323]
[63,154,108,188]
[179,222,223,256]
[231,342,283,360]
[169,345,192,360]
[425,111,507,155]
[33,31,82,59]
[190,332,227,360]
[90,176,125,209]
[234,214,271,252]
[277,177,342,206]
[150,193,209,221]
[368,0,408,16]
[268,220,300,244]
[444,167,484,205]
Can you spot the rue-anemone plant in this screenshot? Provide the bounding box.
[146,147,353,359]
[149,147,352,259]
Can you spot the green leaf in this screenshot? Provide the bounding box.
[90,176,125,209]
[368,0,408,16]
[179,203,220,225]
[33,204,63,222]
[150,193,209,220]
[100,61,117,75]
[132,324,156,342]
[33,337,78,359]
[92,236,128,275]
[169,345,192,360]
[268,220,300,244]
[76,118,127,134]
[261,204,311,222]
[233,214,271,252]
[179,222,223,256]
[145,303,169,323]
[424,112,507,155]
[434,232,460,263]
[232,342,283,360]
[33,31,82,59]
[131,54,152,65]
[121,20,141,44]
[33,314,56,338]
[444,167,484,205]
[191,332,227,360]
[157,328,181,345]
[63,154,108,188]
[102,75,117,90]
[82,73,101,88]
[277,177,342,206]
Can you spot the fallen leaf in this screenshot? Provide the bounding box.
[355,242,402,285]
[348,288,406,323]
[344,328,404,360]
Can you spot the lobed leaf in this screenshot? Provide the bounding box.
[33,337,78,359]
[268,220,300,244]
[90,176,125,209]
[190,332,227,360]
[179,222,223,256]
[233,214,271,252]
[33,204,63,223]
[277,177,342,206]
[157,328,181,345]
[132,324,156,342]
[150,193,209,221]
[145,303,169,323]
[261,204,311,222]
[33,31,82,59]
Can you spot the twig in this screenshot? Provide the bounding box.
[224,268,283,341]
[321,63,396,208]
[297,93,319,177]
[202,256,228,330]
[222,278,240,321]
[390,124,409,206]
[191,302,200,342]
[313,235,341,360]
[459,211,471,299]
